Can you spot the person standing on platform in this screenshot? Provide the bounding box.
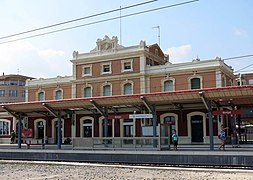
[172,130,178,151]
[10,130,16,144]
[219,124,229,150]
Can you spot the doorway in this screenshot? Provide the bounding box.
[191,115,203,142]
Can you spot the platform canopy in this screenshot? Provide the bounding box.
[1,85,253,117]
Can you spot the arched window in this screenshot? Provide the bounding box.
[124,83,133,95]
[82,120,92,137]
[55,90,62,100]
[191,78,201,89]
[164,80,173,92]
[0,119,10,135]
[84,87,92,97]
[103,85,111,96]
[38,91,45,101]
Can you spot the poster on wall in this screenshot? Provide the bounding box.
[22,128,32,138]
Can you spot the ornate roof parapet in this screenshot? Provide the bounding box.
[90,35,124,53]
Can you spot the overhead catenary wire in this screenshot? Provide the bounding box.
[0,0,158,41]
[0,0,199,45]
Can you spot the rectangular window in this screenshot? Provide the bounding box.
[82,65,92,76]
[9,90,17,97]
[103,65,110,72]
[249,79,253,85]
[101,62,111,74]
[0,90,5,97]
[124,62,131,70]
[22,90,26,97]
[121,59,133,72]
[0,121,10,135]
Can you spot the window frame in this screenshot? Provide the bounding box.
[0,90,5,97]
[54,89,63,100]
[37,91,45,101]
[82,64,92,77]
[0,119,10,135]
[9,90,17,97]
[83,86,92,98]
[101,83,112,96]
[161,78,175,92]
[188,76,202,90]
[121,59,133,72]
[101,62,112,74]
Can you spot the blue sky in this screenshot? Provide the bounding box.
[0,0,252,78]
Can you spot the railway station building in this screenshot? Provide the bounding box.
[1,35,253,148]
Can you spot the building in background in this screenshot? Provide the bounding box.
[0,73,33,143]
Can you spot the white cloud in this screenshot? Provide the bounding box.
[234,28,248,37]
[165,44,192,63]
[0,41,70,78]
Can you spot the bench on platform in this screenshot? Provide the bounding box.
[25,140,45,149]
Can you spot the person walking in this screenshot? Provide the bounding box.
[172,130,178,151]
[219,124,229,150]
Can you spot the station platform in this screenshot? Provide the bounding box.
[0,143,252,167]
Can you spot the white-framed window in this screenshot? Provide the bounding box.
[164,80,174,92]
[188,76,202,89]
[84,86,92,98]
[191,78,201,89]
[9,90,17,97]
[249,79,253,85]
[0,119,10,135]
[124,83,133,95]
[82,65,92,76]
[55,89,63,100]
[121,59,133,72]
[162,78,175,92]
[38,91,45,101]
[101,62,111,74]
[102,84,112,96]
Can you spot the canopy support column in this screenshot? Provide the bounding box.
[140,96,157,148]
[57,111,62,149]
[199,91,214,151]
[90,100,109,146]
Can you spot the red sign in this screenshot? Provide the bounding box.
[108,114,129,119]
[22,128,33,138]
[213,110,241,115]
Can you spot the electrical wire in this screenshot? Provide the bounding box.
[0,0,199,45]
[0,0,158,40]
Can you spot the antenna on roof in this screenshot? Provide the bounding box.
[119,4,122,45]
[152,25,160,47]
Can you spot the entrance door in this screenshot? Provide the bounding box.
[191,115,203,142]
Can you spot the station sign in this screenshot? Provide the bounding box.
[129,114,153,119]
[212,110,241,115]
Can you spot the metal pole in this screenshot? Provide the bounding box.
[104,107,108,146]
[152,105,157,148]
[57,111,62,149]
[208,110,214,150]
[18,115,22,149]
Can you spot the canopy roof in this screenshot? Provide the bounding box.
[1,85,253,117]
